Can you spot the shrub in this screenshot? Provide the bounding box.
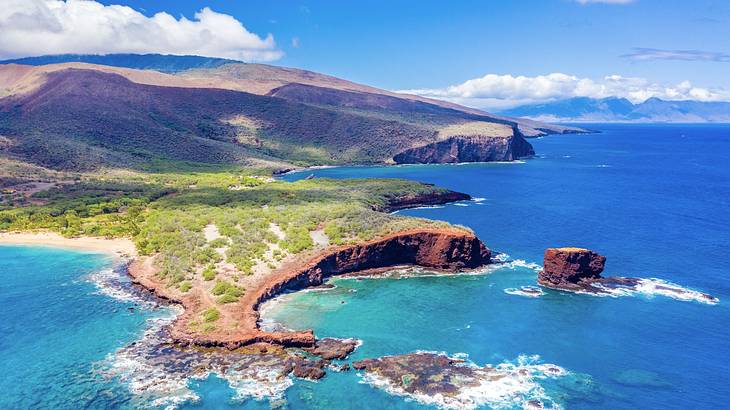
[217,294,239,304]
[211,280,244,303]
[202,265,216,281]
[179,281,192,292]
[202,307,220,322]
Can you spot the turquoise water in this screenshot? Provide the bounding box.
[0,245,162,409]
[274,124,730,408]
[2,124,729,409]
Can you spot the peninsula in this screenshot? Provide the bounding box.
[0,54,578,349]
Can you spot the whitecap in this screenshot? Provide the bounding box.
[357,352,569,410]
[504,286,545,298]
[99,308,197,410]
[101,304,297,409]
[591,278,719,305]
[87,261,157,308]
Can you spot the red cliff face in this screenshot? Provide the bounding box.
[538,247,606,290]
[170,228,491,348]
[392,133,535,164]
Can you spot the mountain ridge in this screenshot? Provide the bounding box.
[0,54,587,171]
[499,96,730,123]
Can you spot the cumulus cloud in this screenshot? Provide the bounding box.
[0,0,283,62]
[622,48,730,62]
[399,73,730,110]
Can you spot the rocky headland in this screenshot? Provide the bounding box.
[352,352,569,409]
[130,226,491,349]
[392,130,534,164]
[538,247,718,303]
[127,188,492,351]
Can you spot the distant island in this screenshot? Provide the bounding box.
[498,96,730,123]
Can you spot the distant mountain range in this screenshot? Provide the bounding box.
[0,53,241,73]
[498,97,730,123]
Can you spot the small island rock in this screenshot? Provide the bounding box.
[538,247,606,290]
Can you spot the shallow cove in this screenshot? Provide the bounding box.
[272,124,730,409]
[0,245,162,409]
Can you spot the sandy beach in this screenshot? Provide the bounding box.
[0,231,137,257]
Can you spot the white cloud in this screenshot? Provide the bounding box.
[575,0,635,4]
[622,48,730,62]
[0,0,283,62]
[399,73,730,110]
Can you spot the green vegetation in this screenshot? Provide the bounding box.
[202,265,217,281]
[211,280,244,304]
[179,281,192,293]
[201,307,220,323]
[0,164,459,304]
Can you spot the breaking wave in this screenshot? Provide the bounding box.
[357,352,571,410]
[86,260,157,308]
[504,286,545,298]
[590,278,719,305]
[99,306,296,409]
[491,253,542,272]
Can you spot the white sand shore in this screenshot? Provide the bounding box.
[0,231,137,257]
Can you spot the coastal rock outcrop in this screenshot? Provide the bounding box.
[538,247,719,303]
[352,352,568,409]
[538,247,606,290]
[379,190,471,213]
[392,133,534,164]
[146,227,492,349]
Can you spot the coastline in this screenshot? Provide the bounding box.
[1,192,489,350]
[0,231,137,258]
[128,226,491,349]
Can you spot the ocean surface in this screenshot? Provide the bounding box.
[2,124,729,409]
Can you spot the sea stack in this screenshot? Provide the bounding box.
[538,247,606,290]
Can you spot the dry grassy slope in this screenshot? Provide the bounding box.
[0,62,584,137]
[179,63,584,136]
[0,68,513,170]
[0,61,585,171]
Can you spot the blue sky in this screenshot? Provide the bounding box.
[3,0,730,109]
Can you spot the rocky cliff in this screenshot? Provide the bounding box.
[539,247,606,290]
[378,190,471,213]
[161,227,491,348]
[392,132,535,164]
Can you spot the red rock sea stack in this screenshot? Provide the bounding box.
[538,247,607,290]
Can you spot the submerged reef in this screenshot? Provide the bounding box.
[352,352,569,409]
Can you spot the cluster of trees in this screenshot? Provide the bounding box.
[1,169,456,305]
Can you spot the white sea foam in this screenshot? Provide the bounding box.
[391,205,446,214]
[100,309,197,410]
[504,286,545,298]
[472,197,486,202]
[590,278,719,305]
[102,304,297,409]
[87,262,157,308]
[454,203,470,207]
[357,353,568,410]
[222,365,293,403]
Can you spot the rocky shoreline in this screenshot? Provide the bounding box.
[538,247,718,303]
[127,191,492,350]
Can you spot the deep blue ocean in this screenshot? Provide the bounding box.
[2,124,729,409]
